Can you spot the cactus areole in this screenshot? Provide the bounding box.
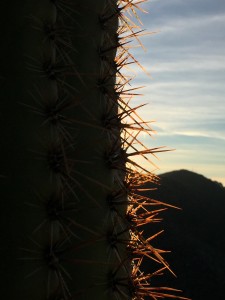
[0,1,187,300]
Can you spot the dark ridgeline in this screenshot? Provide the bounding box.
[142,169,225,300]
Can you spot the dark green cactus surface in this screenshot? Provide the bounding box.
[0,1,188,299]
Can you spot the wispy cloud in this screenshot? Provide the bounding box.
[130,0,225,182]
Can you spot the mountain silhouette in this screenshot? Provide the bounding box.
[142,169,225,300]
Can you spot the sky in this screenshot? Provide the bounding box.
[130,0,225,185]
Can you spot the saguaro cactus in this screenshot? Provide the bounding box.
[0,1,187,299]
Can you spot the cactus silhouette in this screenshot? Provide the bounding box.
[0,1,188,299]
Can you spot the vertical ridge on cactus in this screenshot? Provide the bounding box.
[0,1,189,299]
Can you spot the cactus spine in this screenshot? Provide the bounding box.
[0,1,188,299]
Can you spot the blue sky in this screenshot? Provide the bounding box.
[130,0,225,185]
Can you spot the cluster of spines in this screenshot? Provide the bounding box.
[20,1,189,299]
[100,1,189,299]
[21,1,82,299]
